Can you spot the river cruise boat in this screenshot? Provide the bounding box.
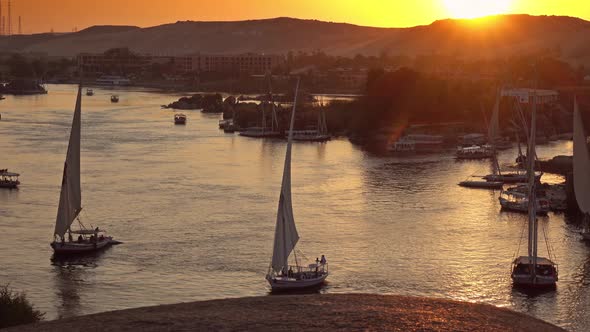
[174,114,187,125]
[0,170,20,189]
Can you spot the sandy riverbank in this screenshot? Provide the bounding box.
[7,294,563,331]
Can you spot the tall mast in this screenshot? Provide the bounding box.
[527,79,538,281]
[0,0,3,36]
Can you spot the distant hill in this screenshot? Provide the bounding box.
[1,15,589,65]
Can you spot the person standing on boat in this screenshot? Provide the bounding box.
[320,255,327,265]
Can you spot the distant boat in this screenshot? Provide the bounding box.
[485,91,536,184]
[265,79,329,292]
[0,170,20,189]
[86,89,94,96]
[389,134,444,153]
[96,75,131,86]
[572,98,590,240]
[50,86,115,255]
[458,179,502,189]
[290,109,331,142]
[240,74,282,138]
[110,95,119,103]
[455,145,494,160]
[499,188,550,215]
[174,113,187,125]
[511,87,558,289]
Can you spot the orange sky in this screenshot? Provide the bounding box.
[5,0,590,34]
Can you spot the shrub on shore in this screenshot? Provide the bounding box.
[0,284,44,328]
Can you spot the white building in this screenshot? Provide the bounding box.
[501,88,558,104]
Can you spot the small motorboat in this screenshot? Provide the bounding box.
[0,170,20,189]
[459,180,503,189]
[174,114,187,125]
[86,89,94,96]
[110,95,119,103]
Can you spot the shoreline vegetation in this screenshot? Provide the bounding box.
[0,285,44,329]
[5,294,563,332]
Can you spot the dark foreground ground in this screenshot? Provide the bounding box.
[8,294,563,331]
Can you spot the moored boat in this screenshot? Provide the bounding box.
[389,134,444,154]
[459,180,503,189]
[86,89,94,96]
[110,95,119,103]
[456,145,494,160]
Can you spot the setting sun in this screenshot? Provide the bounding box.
[443,0,513,19]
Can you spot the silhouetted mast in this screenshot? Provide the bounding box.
[0,0,3,36]
[6,0,10,35]
[18,15,20,34]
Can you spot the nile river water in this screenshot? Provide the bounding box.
[1,85,588,330]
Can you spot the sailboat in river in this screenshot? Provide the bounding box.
[50,86,116,255]
[572,98,590,240]
[266,79,329,291]
[484,91,533,184]
[510,89,558,288]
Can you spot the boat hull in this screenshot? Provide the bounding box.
[239,132,282,138]
[51,237,113,255]
[459,181,503,189]
[0,182,19,189]
[267,273,328,292]
[512,275,557,288]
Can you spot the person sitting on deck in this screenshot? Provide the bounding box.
[77,235,83,243]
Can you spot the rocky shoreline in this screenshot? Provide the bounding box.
[8,294,563,331]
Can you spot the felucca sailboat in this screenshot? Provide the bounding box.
[573,98,590,240]
[510,89,558,288]
[265,79,329,291]
[50,86,115,255]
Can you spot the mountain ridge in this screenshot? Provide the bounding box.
[1,15,589,65]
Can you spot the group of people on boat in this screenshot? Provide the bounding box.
[284,255,327,280]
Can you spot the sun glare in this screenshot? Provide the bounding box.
[442,0,512,19]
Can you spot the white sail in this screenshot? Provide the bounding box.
[271,79,301,274]
[54,86,82,238]
[573,98,590,214]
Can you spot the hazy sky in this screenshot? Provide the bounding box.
[5,0,590,33]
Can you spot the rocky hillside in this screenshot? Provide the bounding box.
[0,15,589,65]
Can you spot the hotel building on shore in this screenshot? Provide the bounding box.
[77,48,285,75]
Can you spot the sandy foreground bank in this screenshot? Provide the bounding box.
[7,294,563,331]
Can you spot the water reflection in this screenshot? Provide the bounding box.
[51,253,105,319]
[1,85,589,330]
